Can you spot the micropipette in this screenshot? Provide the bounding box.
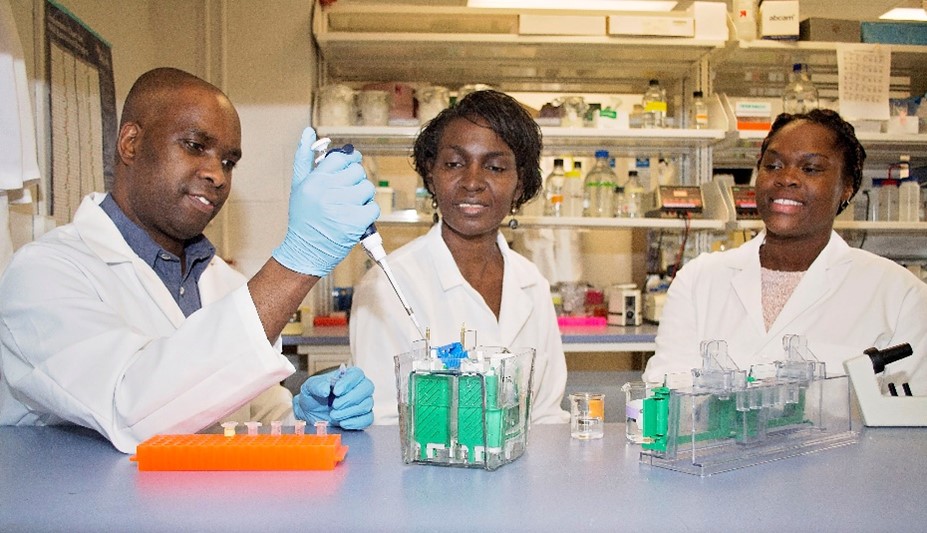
[313,139,427,340]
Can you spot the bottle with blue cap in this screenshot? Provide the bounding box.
[583,149,618,217]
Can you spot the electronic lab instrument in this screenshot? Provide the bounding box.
[654,185,704,217]
[607,284,641,326]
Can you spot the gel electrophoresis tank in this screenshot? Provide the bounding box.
[394,337,535,471]
[639,335,858,476]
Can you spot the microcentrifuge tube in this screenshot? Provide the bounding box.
[271,420,282,436]
[221,421,238,437]
[244,421,262,435]
[315,421,328,435]
[294,420,306,435]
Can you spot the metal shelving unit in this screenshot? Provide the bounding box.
[311,4,724,94]
[376,210,726,231]
[317,125,726,154]
[312,2,927,238]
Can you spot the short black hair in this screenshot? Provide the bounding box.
[758,109,867,212]
[412,90,543,209]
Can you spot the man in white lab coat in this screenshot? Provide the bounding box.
[0,67,379,453]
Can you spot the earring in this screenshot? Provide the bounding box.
[508,204,519,230]
[431,197,439,225]
[839,199,850,212]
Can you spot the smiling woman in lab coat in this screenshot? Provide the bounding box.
[350,90,570,425]
[644,109,927,393]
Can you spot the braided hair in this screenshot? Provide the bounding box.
[758,109,867,213]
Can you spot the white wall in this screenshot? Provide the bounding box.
[220,1,315,280]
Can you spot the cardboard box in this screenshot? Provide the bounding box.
[607,13,695,37]
[688,1,729,40]
[519,14,606,35]
[799,18,860,43]
[759,0,799,40]
[861,21,927,45]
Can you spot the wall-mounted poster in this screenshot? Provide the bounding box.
[45,0,116,225]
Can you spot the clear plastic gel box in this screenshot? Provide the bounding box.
[394,341,535,471]
[639,335,858,476]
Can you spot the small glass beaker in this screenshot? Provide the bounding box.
[357,90,390,126]
[558,96,588,128]
[622,381,652,444]
[559,282,587,316]
[569,392,604,440]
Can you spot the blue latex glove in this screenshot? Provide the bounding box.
[293,366,375,429]
[272,127,379,277]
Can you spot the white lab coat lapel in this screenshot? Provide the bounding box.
[73,193,187,328]
[426,226,532,348]
[766,232,853,338]
[497,233,532,348]
[429,225,464,295]
[729,235,767,337]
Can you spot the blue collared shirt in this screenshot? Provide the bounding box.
[100,194,215,317]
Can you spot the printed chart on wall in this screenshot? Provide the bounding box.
[44,1,116,225]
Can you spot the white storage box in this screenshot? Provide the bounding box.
[759,1,799,40]
[607,13,695,37]
[688,1,729,40]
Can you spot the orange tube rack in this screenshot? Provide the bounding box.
[130,433,348,471]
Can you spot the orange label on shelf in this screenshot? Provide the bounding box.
[736,119,772,131]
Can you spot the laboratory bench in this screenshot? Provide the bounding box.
[1,424,924,532]
[282,324,658,375]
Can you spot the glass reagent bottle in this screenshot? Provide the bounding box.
[782,63,819,114]
[584,150,617,217]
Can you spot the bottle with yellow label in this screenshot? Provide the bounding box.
[642,79,667,129]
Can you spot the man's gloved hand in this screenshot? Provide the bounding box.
[272,127,379,277]
[293,366,375,430]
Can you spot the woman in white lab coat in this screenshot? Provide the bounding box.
[350,90,569,425]
[644,109,927,393]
